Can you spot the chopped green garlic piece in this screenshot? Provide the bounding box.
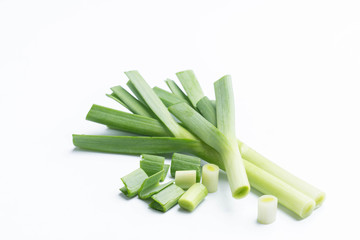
[175,170,196,190]
[140,154,165,176]
[178,183,208,212]
[120,168,148,198]
[201,164,219,193]
[170,153,201,182]
[149,184,185,212]
[161,164,170,182]
[141,180,174,200]
[138,170,174,199]
[257,195,278,224]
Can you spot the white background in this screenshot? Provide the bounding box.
[1,0,359,239]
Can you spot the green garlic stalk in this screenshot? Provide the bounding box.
[170,153,201,182]
[201,164,219,193]
[175,170,197,190]
[178,183,208,211]
[149,184,184,212]
[120,168,148,198]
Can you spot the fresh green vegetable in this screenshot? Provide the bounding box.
[89,102,324,207]
[138,170,174,199]
[120,168,148,198]
[168,102,249,198]
[178,183,208,212]
[245,160,315,218]
[140,154,165,177]
[214,75,250,198]
[170,153,201,182]
[106,93,127,108]
[72,134,224,168]
[238,141,325,207]
[149,184,185,212]
[111,86,154,117]
[201,164,219,193]
[73,135,195,155]
[175,170,196,190]
[153,87,187,107]
[161,164,170,182]
[196,96,217,126]
[83,102,325,207]
[126,80,147,105]
[172,71,325,206]
[257,195,278,224]
[165,78,192,104]
[73,70,325,218]
[125,70,195,140]
[176,70,204,108]
[74,134,317,217]
[86,104,169,136]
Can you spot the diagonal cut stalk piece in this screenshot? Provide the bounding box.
[196,96,217,126]
[125,70,195,140]
[176,70,204,108]
[111,86,154,118]
[106,93,128,109]
[126,80,147,105]
[165,78,192,105]
[120,168,148,198]
[152,87,188,107]
[210,100,216,109]
[168,102,249,199]
[138,170,174,199]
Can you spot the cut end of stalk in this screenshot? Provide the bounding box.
[232,185,250,199]
[149,201,166,212]
[315,192,326,208]
[299,200,315,218]
[260,196,276,203]
[205,164,218,172]
[178,200,196,212]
